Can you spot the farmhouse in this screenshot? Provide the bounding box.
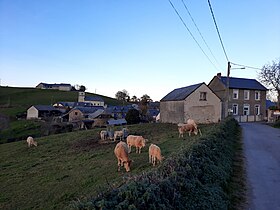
[36,83,72,91]
[208,73,268,122]
[160,83,221,124]
[27,105,62,119]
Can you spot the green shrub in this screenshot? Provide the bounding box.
[73,117,240,210]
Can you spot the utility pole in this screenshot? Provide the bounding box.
[225,61,231,117]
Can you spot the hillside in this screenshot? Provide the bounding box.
[0,86,127,117]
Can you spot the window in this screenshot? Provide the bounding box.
[232,104,238,115]
[244,90,250,100]
[200,92,207,101]
[255,91,260,100]
[243,104,250,115]
[255,105,260,115]
[233,89,239,99]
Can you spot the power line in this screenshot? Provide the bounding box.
[231,62,262,70]
[207,0,229,62]
[167,0,219,71]
[181,0,222,69]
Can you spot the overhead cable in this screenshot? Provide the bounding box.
[207,0,229,62]
[168,0,219,71]
[181,0,222,69]
[231,62,262,70]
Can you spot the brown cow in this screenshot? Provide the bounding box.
[114,141,132,172]
[126,135,147,154]
[178,123,201,137]
[149,144,164,166]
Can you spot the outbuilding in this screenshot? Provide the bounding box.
[160,82,221,124]
[27,105,61,119]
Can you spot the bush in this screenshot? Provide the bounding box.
[73,117,240,210]
[125,109,140,124]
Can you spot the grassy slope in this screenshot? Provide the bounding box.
[0,86,126,117]
[0,123,210,210]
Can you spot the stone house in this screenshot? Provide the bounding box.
[160,83,221,124]
[208,73,268,122]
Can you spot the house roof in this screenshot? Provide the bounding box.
[219,76,267,91]
[160,83,204,101]
[84,96,104,102]
[33,105,59,111]
[72,106,104,114]
[107,118,127,125]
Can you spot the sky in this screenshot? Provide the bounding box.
[0,0,279,101]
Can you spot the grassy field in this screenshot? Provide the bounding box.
[0,123,211,210]
[0,86,127,117]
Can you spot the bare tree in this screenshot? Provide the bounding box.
[259,58,280,107]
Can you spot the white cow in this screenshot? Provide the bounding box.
[26,136,38,147]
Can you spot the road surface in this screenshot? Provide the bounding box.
[241,123,280,210]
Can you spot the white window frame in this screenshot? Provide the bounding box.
[233,89,239,99]
[243,104,250,115]
[244,90,250,100]
[255,104,260,115]
[232,104,238,115]
[255,91,260,101]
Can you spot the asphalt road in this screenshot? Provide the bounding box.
[241,123,280,210]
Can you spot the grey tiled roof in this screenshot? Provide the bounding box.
[84,96,104,102]
[33,105,58,111]
[160,83,204,101]
[220,76,267,91]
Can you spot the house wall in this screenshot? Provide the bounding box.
[69,110,84,122]
[58,86,71,91]
[184,84,221,123]
[229,89,266,118]
[27,106,39,119]
[160,101,184,123]
[84,100,105,107]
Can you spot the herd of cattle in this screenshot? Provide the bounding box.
[26,119,201,173]
[101,118,202,172]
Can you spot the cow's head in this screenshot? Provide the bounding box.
[124,160,132,172]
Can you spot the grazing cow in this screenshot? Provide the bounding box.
[126,135,147,154]
[26,136,37,147]
[114,131,124,141]
[114,141,132,172]
[178,123,200,137]
[187,119,198,130]
[113,128,129,141]
[100,130,108,140]
[149,144,164,166]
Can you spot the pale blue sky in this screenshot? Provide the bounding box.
[0,0,279,101]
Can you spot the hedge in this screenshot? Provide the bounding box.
[73,117,240,210]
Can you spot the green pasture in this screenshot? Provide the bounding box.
[0,123,211,210]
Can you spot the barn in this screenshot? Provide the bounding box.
[26,105,62,119]
[160,83,221,124]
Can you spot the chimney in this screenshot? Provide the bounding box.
[217,73,221,79]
